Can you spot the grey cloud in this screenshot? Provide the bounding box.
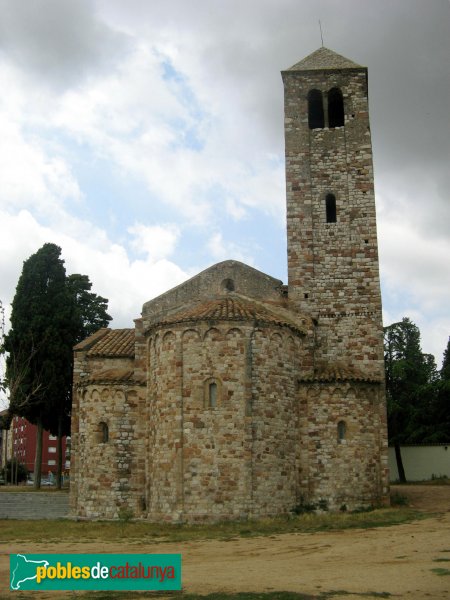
[0,0,131,90]
[97,0,450,241]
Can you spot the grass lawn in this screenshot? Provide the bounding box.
[2,507,424,544]
[2,507,428,600]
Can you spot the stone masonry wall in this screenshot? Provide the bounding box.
[142,261,284,325]
[73,383,145,519]
[250,329,303,516]
[147,330,183,520]
[180,325,250,520]
[315,314,385,381]
[146,320,306,522]
[281,60,389,506]
[71,345,146,519]
[282,67,384,377]
[298,382,389,509]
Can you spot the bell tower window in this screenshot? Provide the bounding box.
[326,194,337,223]
[308,89,324,129]
[328,87,344,128]
[209,382,218,408]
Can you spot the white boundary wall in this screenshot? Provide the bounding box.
[389,445,450,481]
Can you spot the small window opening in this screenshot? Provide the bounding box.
[222,278,235,292]
[304,293,309,299]
[328,87,344,128]
[326,194,337,223]
[209,382,218,408]
[337,420,346,442]
[99,421,109,443]
[308,89,324,129]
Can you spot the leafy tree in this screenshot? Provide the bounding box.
[384,318,435,481]
[66,274,111,343]
[384,320,450,481]
[4,244,112,488]
[441,338,450,380]
[422,338,450,443]
[4,244,75,488]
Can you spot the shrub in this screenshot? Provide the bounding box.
[317,498,329,511]
[292,496,317,514]
[390,491,408,506]
[118,507,134,522]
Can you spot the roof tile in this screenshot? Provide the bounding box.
[152,296,307,335]
[298,364,381,383]
[83,368,145,385]
[87,329,135,358]
[286,47,362,71]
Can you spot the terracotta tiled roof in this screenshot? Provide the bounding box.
[298,364,381,383]
[287,47,362,71]
[81,368,145,385]
[152,296,307,335]
[74,328,110,351]
[86,329,135,358]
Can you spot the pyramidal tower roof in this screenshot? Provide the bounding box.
[286,47,363,71]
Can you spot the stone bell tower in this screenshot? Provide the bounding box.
[282,47,384,380]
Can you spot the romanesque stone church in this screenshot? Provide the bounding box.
[70,47,390,522]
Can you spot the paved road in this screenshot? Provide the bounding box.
[0,491,69,519]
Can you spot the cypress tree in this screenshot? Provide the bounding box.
[5,244,113,488]
[66,273,111,342]
[5,243,74,488]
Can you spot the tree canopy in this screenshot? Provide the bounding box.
[5,243,73,429]
[441,338,450,380]
[4,243,112,485]
[66,273,111,343]
[384,318,450,447]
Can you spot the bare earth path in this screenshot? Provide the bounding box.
[1,485,449,599]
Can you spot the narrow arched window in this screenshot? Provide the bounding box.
[308,89,324,129]
[326,194,337,223]
[99,422,109,443]
[328,88,344,128]
[337,421,346,442]
[209,382,218,408]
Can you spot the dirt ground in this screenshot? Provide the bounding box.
[1,485,449,600]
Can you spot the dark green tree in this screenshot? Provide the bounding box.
[66,274,111,343]
[5,244,75,488]
[384,318,435,482]
[422,338,450,443]
[4,244,112,488]
[441,338,450,380]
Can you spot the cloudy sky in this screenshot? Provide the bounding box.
[0,0,449,373]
